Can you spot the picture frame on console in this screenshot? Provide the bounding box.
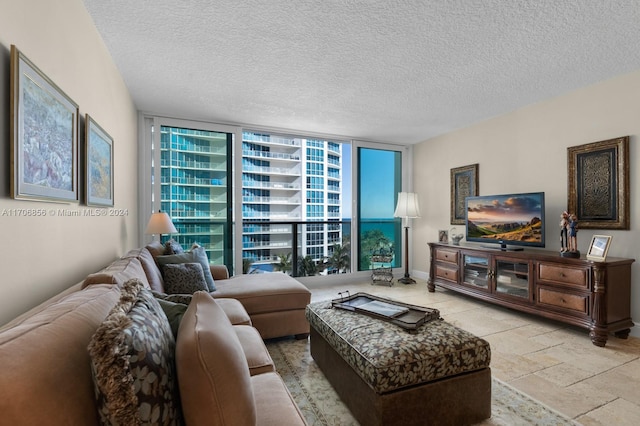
[450,163,479,225]
[10,45,79,203]
[586,235,612,262]
[567,136,629,230]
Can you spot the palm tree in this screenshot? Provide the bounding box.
[298,255,320,277]
[273,252,292,275]
[327,240,351,274]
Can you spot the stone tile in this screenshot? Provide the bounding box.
[577,397,640,426]
[534,363,594,387]
[509,374,595,418]
[490,352,551,382]
[580,360,640,406]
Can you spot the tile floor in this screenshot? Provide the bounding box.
[308,278,640,426]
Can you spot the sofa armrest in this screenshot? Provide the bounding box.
[210,264,229,281]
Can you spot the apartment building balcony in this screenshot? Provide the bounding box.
[161,144,226,156]
[242,181,301,190]
[161,159,226,171]
[242,241,292,250]
[242,195,301,205]
[161,177,226,186]
[242,149,301,162]
[242,165,301,176]
[243,133,301,147]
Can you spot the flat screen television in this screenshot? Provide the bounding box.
[465,192,545,250]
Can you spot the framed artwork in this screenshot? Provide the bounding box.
[438,229,449,243]
[586,235,612,261]
[450,163,479,225]
[85,114,114,206]
[567,136,629,229]
[10,45,79,203]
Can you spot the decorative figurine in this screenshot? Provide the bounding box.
[559,211,569,252]
[568,214,578,252]
[560,213,580,258]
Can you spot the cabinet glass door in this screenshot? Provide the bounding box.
[495,260,529,299]
[462,254,489,289]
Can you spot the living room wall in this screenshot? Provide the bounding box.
[412,69,640,336]
[0,0,138,325]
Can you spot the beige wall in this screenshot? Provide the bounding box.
[0,0,138,325]
[413,70,640,335]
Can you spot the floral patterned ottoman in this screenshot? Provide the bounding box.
[306,300,492,426]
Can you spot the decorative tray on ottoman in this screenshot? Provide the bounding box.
[331,292,440,330]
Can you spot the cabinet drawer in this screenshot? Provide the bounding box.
[538,263,589,289]
[435,265,458,282]
[435,248,458,265]
[537,287,589,315]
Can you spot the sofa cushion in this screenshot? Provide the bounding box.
[88,278,182,425]
[234,325,275,375]
[82,257,149,289]
[156,246,216,292]
[138,247,166,292]
[213,273,310,315]
[251,372,307,425]
[176,291,256,426]
[162,263,208,294]
[146,240,166,258]
[0,284,120,425]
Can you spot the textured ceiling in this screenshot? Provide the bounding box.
[82,0,640,144]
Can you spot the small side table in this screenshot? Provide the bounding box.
[370,255,394,286]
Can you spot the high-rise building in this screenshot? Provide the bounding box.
[159,127,343,275]
[242,131,343,274]
[159,126,231,267]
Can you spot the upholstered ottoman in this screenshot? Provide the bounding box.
[306,300,492,426]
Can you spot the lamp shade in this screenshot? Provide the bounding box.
[394,192,421,218]
[145,211,177,235]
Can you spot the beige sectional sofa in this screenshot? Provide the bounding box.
[0,242,310,425]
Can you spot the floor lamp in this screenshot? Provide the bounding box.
[145,210,177,244]
[394,192,421,284]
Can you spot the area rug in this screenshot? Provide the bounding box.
[266,338,578,426]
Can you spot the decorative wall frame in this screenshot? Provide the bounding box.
[586,235,612,261]
[450,163,479,225]
[85,114,114,206]
[10,45,79,203]
[567,136,629,229]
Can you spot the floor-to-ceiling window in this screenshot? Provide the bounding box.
[143,116,411,281]
[144,117,235,274]
[356,147,403,272]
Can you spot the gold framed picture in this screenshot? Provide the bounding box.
[567,136,629,229]
[450,163,478,225]
[586,235,612,261]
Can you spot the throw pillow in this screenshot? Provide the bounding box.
[162,263,208,294]
[87,278,182,426]
[156,245,216,292]
[164,239,184,255]
[156,298,188,339]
